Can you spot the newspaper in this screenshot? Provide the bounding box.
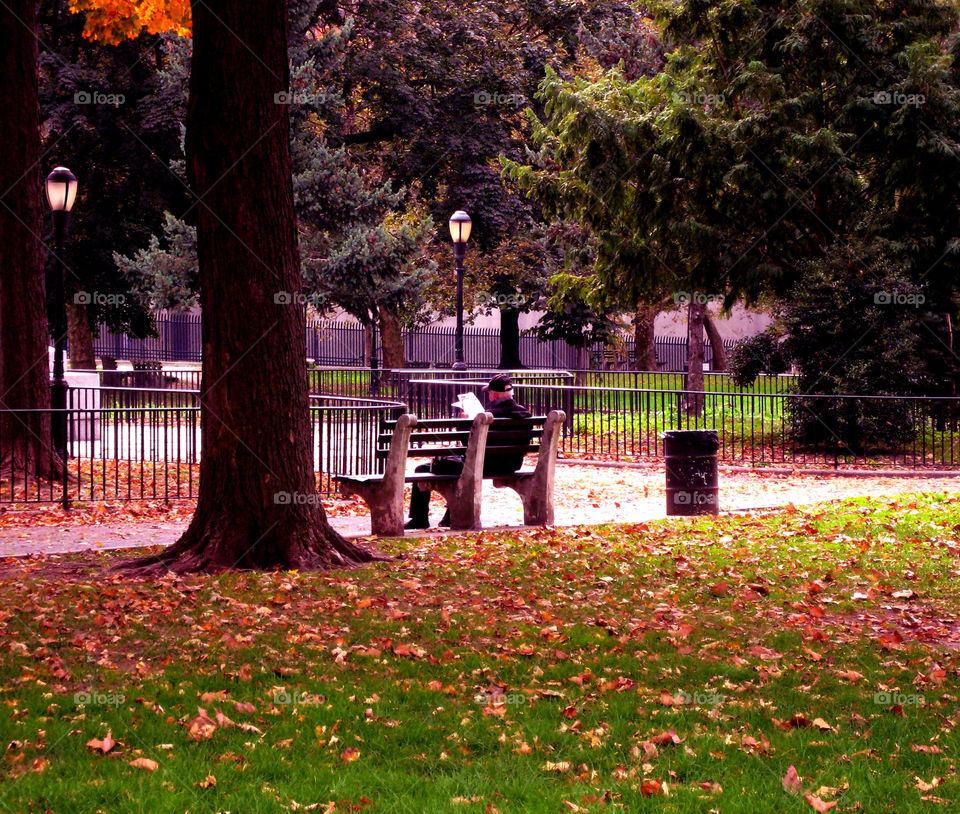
[451,392,484,419]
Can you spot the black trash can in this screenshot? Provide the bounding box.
[663,429,719,516]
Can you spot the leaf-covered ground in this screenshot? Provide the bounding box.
[2,493,960,812]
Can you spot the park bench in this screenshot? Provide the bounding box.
[334,410,566,537]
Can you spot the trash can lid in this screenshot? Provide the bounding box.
[661,429,720,448]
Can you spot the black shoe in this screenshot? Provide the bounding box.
[438,510,450,528]
[405,519,429,530]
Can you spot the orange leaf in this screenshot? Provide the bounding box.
[639,779,663,796]
[86,731,116,754]
[341,747,361,762]
[804,794,837,811]
[129,757,159,772]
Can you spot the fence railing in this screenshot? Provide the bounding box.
[404,380,960,470]
[0,394,404,506]
[5,376,955,507]
[93,313,738,371]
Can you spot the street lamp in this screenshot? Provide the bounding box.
[448,210,472,371]
[46,166,78,465]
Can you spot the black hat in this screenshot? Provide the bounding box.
[483,374,513,393]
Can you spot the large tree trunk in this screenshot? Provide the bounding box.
[703,311,727,372]
[66,303,96,369]
[0,0,59,482]
[122,0,376,574]
[684,300,706,416]
[633,302,659,370]
[378,305,405,370]
[498,306,523,369]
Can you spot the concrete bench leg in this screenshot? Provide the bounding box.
[339,481,405,537]
[493,478,554,526]
[432,480,483,530]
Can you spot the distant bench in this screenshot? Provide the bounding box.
[335,410,566,536]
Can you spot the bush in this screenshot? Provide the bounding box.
[727,332,789,387]
[781,247,929,453]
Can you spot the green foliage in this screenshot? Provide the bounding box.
[38,3,190,337]
[508,0,960,390]
[781,245,934,451]
[727,333,788,387]
[114,212,197,311]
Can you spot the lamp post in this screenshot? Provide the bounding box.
[45,166,78,465]
[448,210,472,371]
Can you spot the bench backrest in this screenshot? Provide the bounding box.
[378,414,551,461]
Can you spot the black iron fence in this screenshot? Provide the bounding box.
[4,375,955,507]
[0,394,404,506]
[403,380,960,469]
[93,313,737,371]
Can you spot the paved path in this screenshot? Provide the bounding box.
[1,462,958,558]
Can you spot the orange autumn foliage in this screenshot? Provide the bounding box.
[68,0,191,44]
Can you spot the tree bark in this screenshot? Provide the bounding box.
[684,300,706,416]
[703,311,727,372]
[121,0,378,574]
[378,305,405,370]
[498,306,523,369]
[66,303,96,369]
[0,0,59,481]
[633,302,660,370]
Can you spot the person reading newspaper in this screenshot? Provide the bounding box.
[406,374,532,529]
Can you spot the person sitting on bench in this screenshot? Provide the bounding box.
[406,374,532,529]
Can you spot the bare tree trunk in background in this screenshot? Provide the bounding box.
[574,344,589,386]
[378,305,405,370]
[120,0,378,574]
[363,320,375,368]
[703,311,727,372]
[633,302,660,370]
[684,300,706,416]
[66,303,96,369]
[498,306,523,369]
[0,0,60,481]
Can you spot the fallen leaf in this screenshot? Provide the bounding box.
[86,732,116,754]
[783,765,803,794]
[803,794,837,811]
[187,708,217,742]
[129,758,158,772]
[639,779,663,796]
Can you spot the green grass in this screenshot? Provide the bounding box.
[3,493,960,811]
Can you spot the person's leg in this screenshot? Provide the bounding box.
[406,463,432,529]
